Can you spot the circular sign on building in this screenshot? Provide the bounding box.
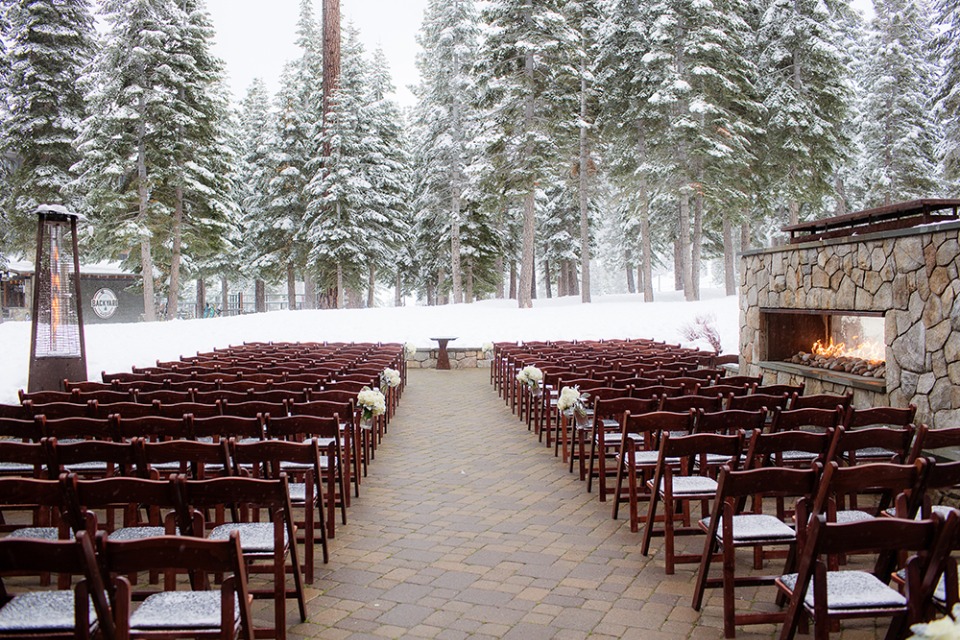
[91,287,119,319]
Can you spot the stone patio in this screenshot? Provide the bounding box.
[280,367,894,639]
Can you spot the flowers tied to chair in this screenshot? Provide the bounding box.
[557,385,591,426]
[404,342,417,359]
[356,386,386,430]
[380,368,401,393]
[516,366,544,397]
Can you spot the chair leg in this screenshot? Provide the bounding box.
[640,484,659,556]
[722,526,737,638]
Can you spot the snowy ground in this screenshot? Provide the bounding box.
[0,288,740,405]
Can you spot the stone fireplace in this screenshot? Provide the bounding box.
[739,199,960,427]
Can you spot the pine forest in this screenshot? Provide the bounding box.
[0,0,957,318]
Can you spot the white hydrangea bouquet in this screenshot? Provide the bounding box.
[380,367,401,393]
[404,342,417,359]
[910,605,960,640]
[481,342,494,357]
[357,386,386,429]
[516,365,543,395]
[557,385,590,424]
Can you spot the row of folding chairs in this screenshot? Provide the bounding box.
[0,471,315,639]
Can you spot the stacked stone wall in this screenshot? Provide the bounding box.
[739,222,960,427]
[406,348,493,370]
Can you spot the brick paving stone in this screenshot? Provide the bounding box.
[291,367,894,639]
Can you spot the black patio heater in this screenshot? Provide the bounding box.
[28,205,87,392]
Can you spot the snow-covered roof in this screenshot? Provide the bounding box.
[5,258,134,277]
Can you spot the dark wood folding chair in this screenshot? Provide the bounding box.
[26,401,96,419]
[133,389,195,405]
[754,383,805,398]
[0,403,32,420]
[221,400,287,420]
[114,415,191,443]
[585,396,660,499]
[776,512,957,640]
[188,415,264,443]
[135,438,232,481]
[152,401,222,419]
[692,464,821,638]
[228,438,330,580]
[611,410,695,532]
[87,400,158,420]
[287,399,358,498]
[660,393,724,413]
[0,531,114,640]
[35,415,118,442]
[175,476,305,639]
[97,531,253,640]
[727,392,790,413]
[641,430,745,574]
[266,414,345,537]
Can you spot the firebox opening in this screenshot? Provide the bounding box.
[761,308,885,380]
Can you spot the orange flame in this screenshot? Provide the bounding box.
[811,337,884,364]
[50,240,61,349]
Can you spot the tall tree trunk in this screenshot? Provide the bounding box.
[680,191,694,300]
[165,184,184,320]
[367,263,375,308]
[578,61,591,303]
[287,262,296,310]
[465,258,474,303]
[221,277,228,316]
[543,259,552,299]
[691,188,703,301]
[304,271,316,309]
[450,202,462,303]
[740,220,751,253]
[637,129,654,302]
[509,261,517,300]
[637,265,644,296]
[395,271,402,307]
[336,264,344,309]
[626,247,636,293]
[673,235,683,291]
[722,210,736,296]
[322,0,340,127]
[195,277,205,319]
[255,279,266,313]
[495,254,505,299]
[518,38,536,310]
[136,96,156,322]
[530,255,537,300]
[788,200,799,226]
[557,261,566,297]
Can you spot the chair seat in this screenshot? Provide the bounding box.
[842,447,895,460]
[595,432,622,445]
[655,476,718,495]
[279,461,313,471]
[287,483,315,504]
[884,504,957,519]
[6,527,60,540]
[210,522,285,553]
[0,590,95,632]
[702,514,795,542]
[780,450,819,461]
[130,590,239,630]
[0,462,38,474]
[779,571,906,610]
[65,461,108,472]
[108,526,166,541]
[835,510,874,524]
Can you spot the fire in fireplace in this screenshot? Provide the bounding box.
[760,309,886,387]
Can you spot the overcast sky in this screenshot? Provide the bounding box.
[204,0,430,108]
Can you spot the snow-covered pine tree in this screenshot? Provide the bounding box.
[633,0,762,301]
[159,0,236,319]
[1,0,96,254]
[476,0,577,308]
[934,0,960,185]
[413,0,482,304]
[595,0,658,301]
[74,0,188,321]
[235,77,278,308]
[856,0,941,206]
[304,23,375,308]
[358,47,410,308]
[758,0,851,225]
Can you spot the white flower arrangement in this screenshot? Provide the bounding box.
[910,606,960,640]
[556,386,583,412]
[516,365,543,387]
[380,367,401,391]
[356,386,386,425]
[404,342,417,359]
[481,342,494,355]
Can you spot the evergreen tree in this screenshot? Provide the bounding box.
[1,0,96,254]
[413,0,482,304]
[476,0,578,308]
[305,24,379,307]
[935,0,960,184]
[758,0,851,225]
[74,0,190,321]
[160,0,235,319]
[856,0,941,206]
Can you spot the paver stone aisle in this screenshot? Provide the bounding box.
[289,368,885,640]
